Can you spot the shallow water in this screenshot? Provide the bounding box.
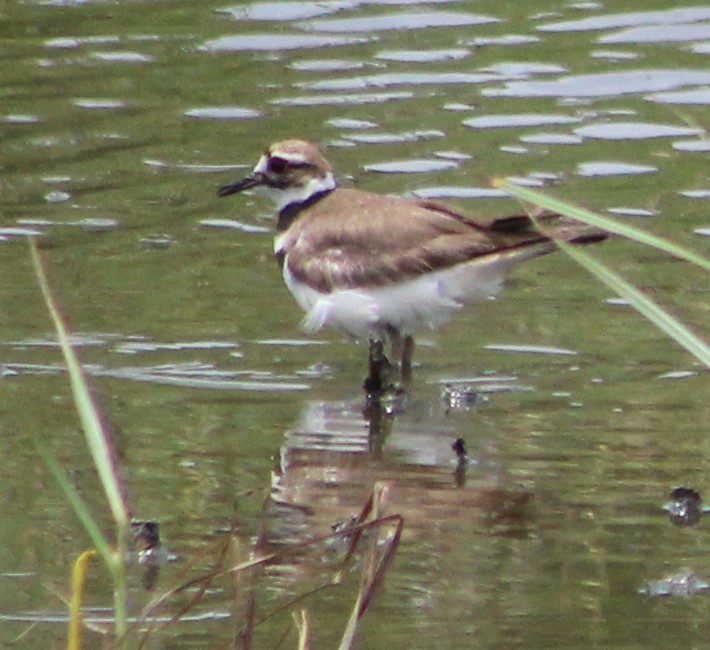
[1,0,709,647]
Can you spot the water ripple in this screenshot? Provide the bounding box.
[485,69,710,98]
[463,113,580,129]
[297,11,500,33]
[484,344,578,356]
[0,227,45,239]
[673,140,710,152]
[463,34,540,46]
[300,72,498,92]
[480,62,567,77]
[115,340,240,354]
[67,218,120,232]
[607,207,658,217]
[599,23,710,44]
[97,364,311,392]
[411,187,507,200]
[327,118,377,129]
[199,218,270,233]
[574,122,699,140]
[520,132,582,145]
[44,190,71,203]
[590,49,639,60]
[290,59,365,72]
[342,130,444,144]
[2,114,41,124]
[184,106,261,120]
[576,161,657,176]
[681,189,710,199]
[364,159,458,174]
[46,35,120,49]
[538,7,710,32]
[73,98,128,109]
[376,48,470,63]
[91,51,153,63]
[199,33,368,52]
[646,88,710,105]
[218,1,354,22]
[271,91,412,106]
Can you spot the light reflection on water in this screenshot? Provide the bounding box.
[1,0,710,647]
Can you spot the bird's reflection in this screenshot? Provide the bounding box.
[266,390,535,580]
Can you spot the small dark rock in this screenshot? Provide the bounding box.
[664,487,704,526]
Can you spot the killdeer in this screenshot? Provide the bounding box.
[218,139,606,395]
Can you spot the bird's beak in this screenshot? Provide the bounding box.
[217,173,264,197]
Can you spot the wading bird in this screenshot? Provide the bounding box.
[219,139,606,396]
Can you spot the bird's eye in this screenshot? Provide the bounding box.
[268,157,289,174]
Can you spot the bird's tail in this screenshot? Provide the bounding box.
[489,209,608,246]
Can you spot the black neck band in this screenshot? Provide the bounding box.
[277,189,334,232]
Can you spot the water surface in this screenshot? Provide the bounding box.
[1,0,709,648]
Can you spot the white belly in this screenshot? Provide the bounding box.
[281,249,542,339]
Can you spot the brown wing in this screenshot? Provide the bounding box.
[280,189,603,293]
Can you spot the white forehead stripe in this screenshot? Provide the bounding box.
[272,149,310,164]
[254,150,311,174]
[253,154,269,174]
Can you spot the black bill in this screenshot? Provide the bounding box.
[218,174,262,197]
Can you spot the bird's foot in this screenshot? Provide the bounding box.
[363,358,395,400]
[363,337,415,409]
[363,370,411,421]
[364,339,398,401]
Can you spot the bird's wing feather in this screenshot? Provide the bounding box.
[279,190,601,293]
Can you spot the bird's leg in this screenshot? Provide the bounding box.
[364,338,392,397]
[389,328,403,373]
[401,335,415,385]
[387,328,415,385]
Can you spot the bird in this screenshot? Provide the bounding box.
[218,139,606,397]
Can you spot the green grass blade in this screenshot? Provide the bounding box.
[498,180,710,272]
[28,238,131,530]
[556,240,710,368]
[35,443,113,563]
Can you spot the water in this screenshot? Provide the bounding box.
[1,0,709,647]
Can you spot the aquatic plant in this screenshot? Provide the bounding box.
[30,237,131,646]
[498,181,710,368]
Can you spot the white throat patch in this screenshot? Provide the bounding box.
[272,174,336,212]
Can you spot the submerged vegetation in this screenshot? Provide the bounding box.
[27,238,402,649]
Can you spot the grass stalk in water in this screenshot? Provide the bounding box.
[339,482,403,650]
[497,180,710,271]
[29,238,132,642]
[498,181,710,368]
[137,486,402,648]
